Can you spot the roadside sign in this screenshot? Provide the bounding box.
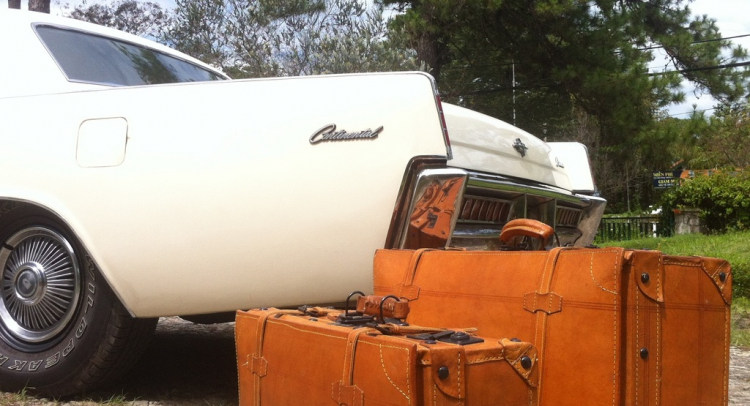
[652,171,676,189]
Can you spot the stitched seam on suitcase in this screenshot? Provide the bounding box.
[358,341,411,403]
[611,252,619,406]
[662,259,701,266]
[725,306,730,405]
[656,255,662,406]
[457,351,462,402]
[636,282,640,406]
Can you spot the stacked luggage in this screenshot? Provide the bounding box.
[236,219,733,405]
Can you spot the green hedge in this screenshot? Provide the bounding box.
[661,171,750,232]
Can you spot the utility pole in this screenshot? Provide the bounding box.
[512,60,516,126]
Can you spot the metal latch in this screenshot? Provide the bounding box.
[407,330,484,346]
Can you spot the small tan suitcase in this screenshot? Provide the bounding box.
[236,307,539,405]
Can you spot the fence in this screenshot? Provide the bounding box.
[595,215,673,243]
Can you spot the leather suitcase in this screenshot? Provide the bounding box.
[372,230,732,405]
[235,307,539,405]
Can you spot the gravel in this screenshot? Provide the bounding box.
[731,347,750,405]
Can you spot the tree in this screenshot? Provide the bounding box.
[163,0,421,77]
[28,0,48,13]
[65,0,169,37]
[8,0,49,12]
[696,103,750,169]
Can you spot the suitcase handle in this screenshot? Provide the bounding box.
[356,295,410,321]
[500,219,556,249]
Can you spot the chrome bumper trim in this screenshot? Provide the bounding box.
[386,163,606,249]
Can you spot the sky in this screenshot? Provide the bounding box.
[34,0,750,117]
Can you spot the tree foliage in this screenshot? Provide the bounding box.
[66,0,168,37]
[164,0,422,77]
[697,104,750,168]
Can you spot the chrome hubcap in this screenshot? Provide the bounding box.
[0,227,81,343]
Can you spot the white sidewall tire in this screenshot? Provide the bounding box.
[0,208,156,397]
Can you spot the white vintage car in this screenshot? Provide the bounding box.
[0,9,605,396]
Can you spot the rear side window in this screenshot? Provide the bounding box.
[35,25,224,86]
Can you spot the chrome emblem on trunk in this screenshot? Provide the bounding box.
[512,138,528,157]
[309,124,383,144]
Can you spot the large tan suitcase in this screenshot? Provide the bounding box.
[372,244,732,406]
[235,307,539,405]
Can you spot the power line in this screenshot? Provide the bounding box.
[637,33,750,51]
[668,107,716,117]
[647,60,750,76]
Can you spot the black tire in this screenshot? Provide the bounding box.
[0,206,157,397]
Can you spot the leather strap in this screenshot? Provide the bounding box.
[250,355,268,377]
[429,345,468,400]
[332,328,369,406]
[356,295,410,319]
[523,292,563,315]
[625,251,662,406]
[377,323,451,335]
[394,248,432,300]
[250,309,299,404]
[531,247,565,406]
[331,381,364,406]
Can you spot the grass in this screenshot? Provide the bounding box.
[601,230,750,347]
[732,297,750,347]
[600,230,750,299]
[0,390,131,406]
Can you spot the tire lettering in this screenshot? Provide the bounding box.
[28,360,42,372]
[86,256,96,281]
[45,352,60,369]
[0,354,7,366]
[62,338,74,357]
[85,295,94,314]
[8,360,27,371]
[75,317,87,339]
[88,282,96,294]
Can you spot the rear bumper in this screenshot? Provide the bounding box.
[386,158,606,249]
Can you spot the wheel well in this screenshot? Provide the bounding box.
[0,199,135,317]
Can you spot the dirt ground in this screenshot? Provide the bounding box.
[1,317,749,405]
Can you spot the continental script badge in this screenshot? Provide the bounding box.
[309,124,383,144]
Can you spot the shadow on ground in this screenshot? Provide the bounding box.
[88,317,238,405]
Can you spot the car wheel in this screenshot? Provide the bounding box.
[0,209,157,397]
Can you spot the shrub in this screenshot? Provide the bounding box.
[661,171,750,232]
